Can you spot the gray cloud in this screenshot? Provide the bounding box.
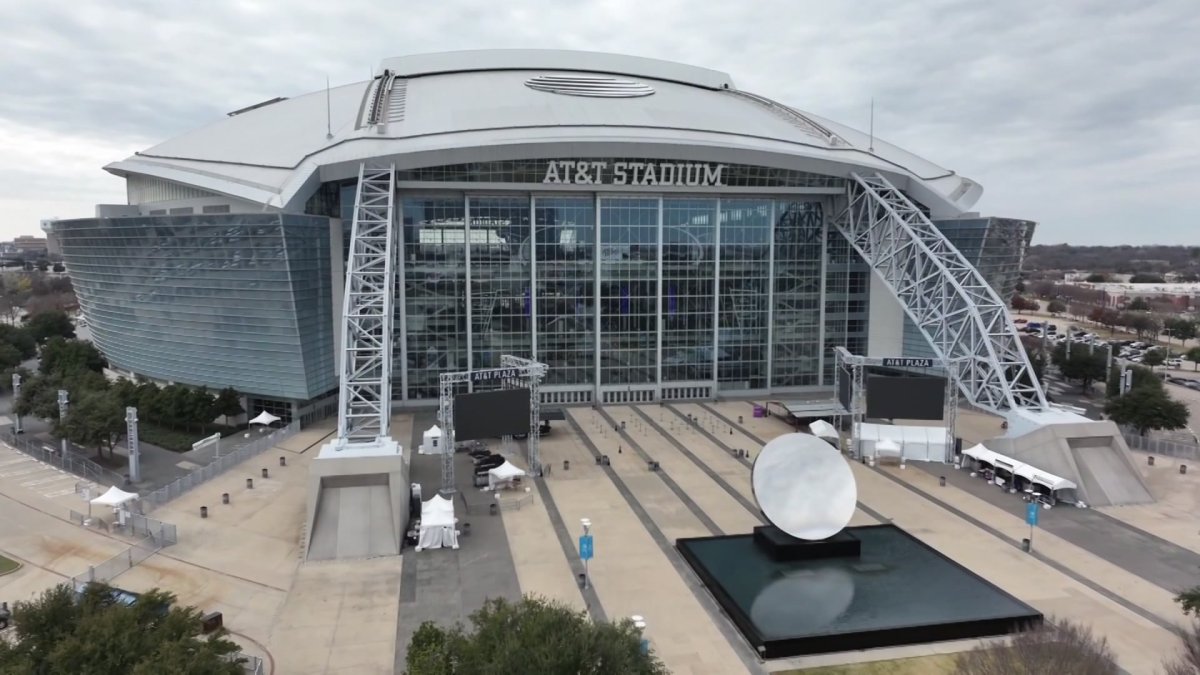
[0,0,1196,244]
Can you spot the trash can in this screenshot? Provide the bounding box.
[200,506,208,519]
[563,460,570,471]
[1148,456,1155,466]
[222,493,229,505]
[939,476,946,487]
[489,503,498,516]
[1181,465,1188,475]
[1021,538,1031,552]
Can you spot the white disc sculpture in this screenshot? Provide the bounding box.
[752,432,857,541]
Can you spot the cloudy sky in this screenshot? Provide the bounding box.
[1,0,1195,244]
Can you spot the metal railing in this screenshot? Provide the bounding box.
[69,510,177,546]
[1121,428,1200,461]
[4,432,126,486]
[67,534,161,588]
[142,422,299,510]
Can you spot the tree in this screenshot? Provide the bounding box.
[1046,299,1067,315]
[1179,588,1200,618]
[59,390,126,459]
[25,309,75,343]
[954,618,1117,674]
[1052,347,1108,394]
[15,372,68,420]
[1014,280,1027,293]
[1129,273,1166,283]
[188,387,216,431]
[0,323,37,359]
[1123,313,1160,339]
[1163,621,1200,675]
[404,595,668,675]
[1187,346,1200,371]
[1088,307,1121,334]
[1085,273,1108,283]
[1011,295,1038,313]
[1127,297,1151,311]
[1104,387,1189,435]
[213,387,244,421]
[1106,364,1161,398]
[1142,349,1166,369]
[0,583,243,674]
[1164,318,1198,346]
[39,338,105,378]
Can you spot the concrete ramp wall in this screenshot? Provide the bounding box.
[307,476,398,562]
[989,420,1152,507]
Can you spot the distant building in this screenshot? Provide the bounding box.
[6,235,49,256]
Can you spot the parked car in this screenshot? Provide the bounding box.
[1166,359,1183,369]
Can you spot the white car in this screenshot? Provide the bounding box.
[1166,358,1183,368]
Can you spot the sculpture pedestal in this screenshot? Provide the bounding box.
[753,525,861,562]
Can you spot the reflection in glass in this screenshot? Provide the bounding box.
[535,197,595,385]
[599,198,659,385]
[661,199,716,383]
[403,197,468,399]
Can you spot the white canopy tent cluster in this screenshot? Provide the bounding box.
[419,425,447,455]
[961,444,1079,501]
[415,494,459,551]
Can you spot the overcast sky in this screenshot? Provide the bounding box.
[1,0,1195,245]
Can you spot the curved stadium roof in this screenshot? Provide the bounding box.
[105,49,982,215]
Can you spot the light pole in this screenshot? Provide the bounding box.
[126,407,141,483]
[57,389,68,455]
[631,615,649,655]
[11,372,21,435]
[580,518,592,589]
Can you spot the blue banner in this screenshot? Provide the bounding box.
[1026,501,1039,526]
[579,534,594,561]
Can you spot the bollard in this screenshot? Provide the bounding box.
[730,428,734,435]
[738,415,744,424]
[489,503,498,516]
[939,476,946,487]
[200,506,208,518]
[279,456,287,467]
[262,468,269,479]
[246,478,254,489]
[222,493,229,505]
[1021,538,1031,553]
[595,456,601,465]
[1148,456,1155,466]
[1182,465,1188,475]
[564,460,570,471]
[578,573,587,587]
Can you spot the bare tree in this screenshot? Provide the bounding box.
[954,619,1117,674]
[1163,622,1200,675]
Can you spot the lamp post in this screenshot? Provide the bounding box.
[11,372,21,435]
[631,615,649,655]
[57,389,68,455]
[580,518,592,589]
[126,407,141,483]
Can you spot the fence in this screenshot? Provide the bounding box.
[69,510,177,546]
[142,422,299,510]
[4,432,126,486]
[1121,428,1200,461]
[67,535,161,589]
[462,489,536,515]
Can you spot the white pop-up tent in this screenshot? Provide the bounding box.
[419,425,446,455]
[808,419,839,440]
[90,485,139,507]
[857,423,948,462]
[487,461,526,490]
[415,494,459,551]
[875,438,902,458]
[249,410,281,426]
[961,444,1079,500]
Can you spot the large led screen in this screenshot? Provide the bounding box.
[454,388,532,441]
[865,376,945,421]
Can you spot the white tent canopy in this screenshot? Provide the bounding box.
[875,439,902,456]
[808,419,838,439]
[249,410,281,426]
[416,494,459,551]
[487,461,526,490]
[90,485,139,507]
[419,424,448,455]
[856,423,948,462]
[961,444,1078,494]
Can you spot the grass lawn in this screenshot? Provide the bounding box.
[139,423,244,453]
[0,552,22,576]
[783,653,958,675]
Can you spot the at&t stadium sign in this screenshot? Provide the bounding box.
[543,160,727,187]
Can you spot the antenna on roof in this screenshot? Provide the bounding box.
[868,97,875,153]
[325,76,333,140]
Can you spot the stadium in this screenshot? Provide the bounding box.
[53,49,1040,424]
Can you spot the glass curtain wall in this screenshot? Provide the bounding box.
[468,197,532,369]
[661,199,716,383]
[534,197,596,386]
[772,201,825,387]
[403,197,468,399]
[717,200,772,389]
[823,227,870,381]
[598,198,659,385]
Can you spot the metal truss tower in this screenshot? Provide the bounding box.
[336,164,397,446]
[835,173,1048,415]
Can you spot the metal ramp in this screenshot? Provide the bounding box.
[835,173,1047,415]
[337,164,397,445]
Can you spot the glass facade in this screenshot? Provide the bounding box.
[395,193,868,401]
[57,214,336,400]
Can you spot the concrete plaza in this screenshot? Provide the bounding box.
[0,402,1196,674]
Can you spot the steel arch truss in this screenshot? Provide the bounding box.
[835,173,1047,414]
[337,164,397,445]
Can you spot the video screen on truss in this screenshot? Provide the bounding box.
[454,388,531,441]
[866,375,946,421]
[836,365,853,412]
